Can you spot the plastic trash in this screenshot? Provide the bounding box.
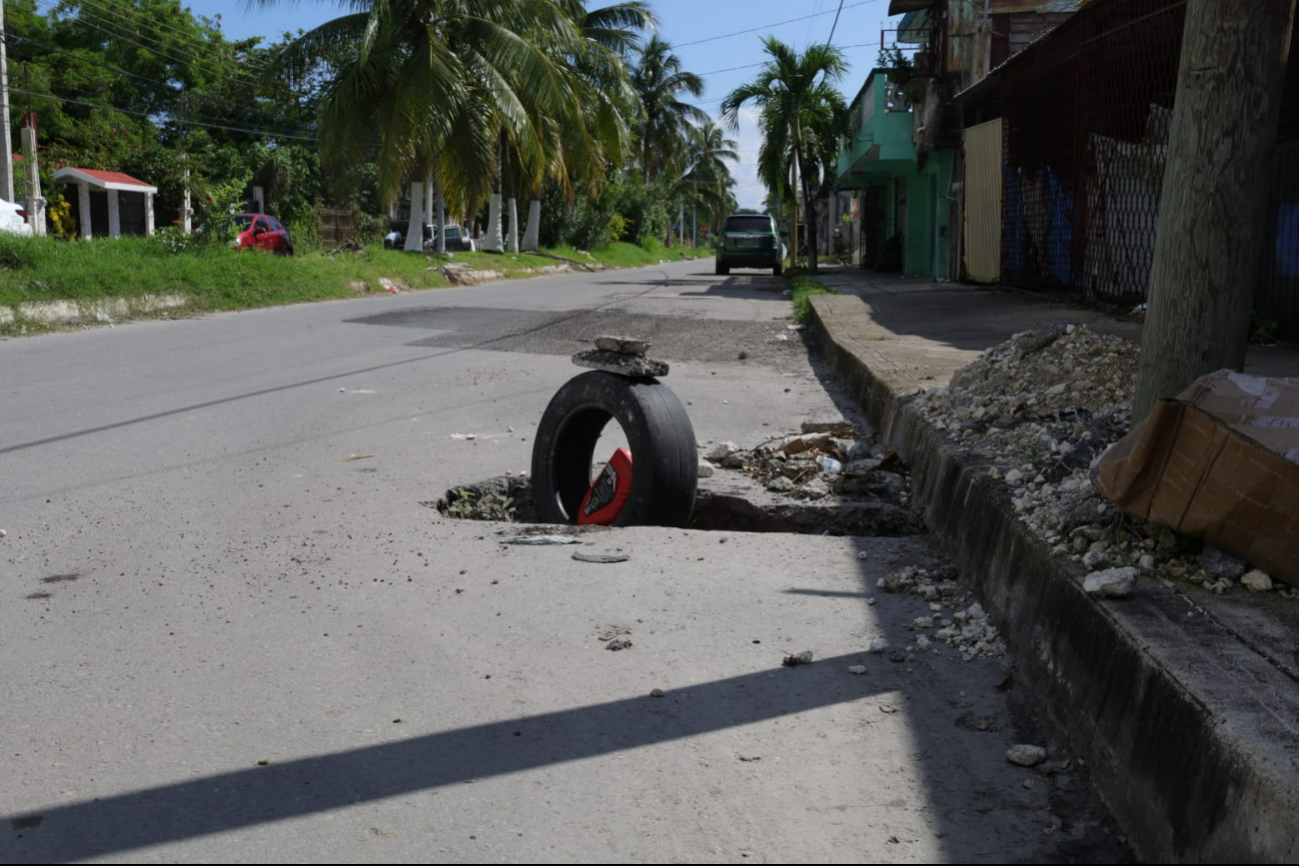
[816,455,843,474]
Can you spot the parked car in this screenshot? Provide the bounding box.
[385,221,475,252]
[0,198,33,236]
[715,212,782,276]
[202,214,293,255]
[439,223,476,252]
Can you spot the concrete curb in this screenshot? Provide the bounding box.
[809,294,1299,862]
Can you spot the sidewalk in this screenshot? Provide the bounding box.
[806,268,1299,863]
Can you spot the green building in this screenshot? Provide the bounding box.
[835,68,956,279]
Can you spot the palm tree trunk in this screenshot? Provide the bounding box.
[434,171,446,255]
[404,179,425,252]
[484,133,504,253]
[795,143,818,274]
[504,146,519,254]
[522,197,541,251]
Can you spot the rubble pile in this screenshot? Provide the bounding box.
[702,424,911,506]
[914,324,1292,598]
[877,564,1007,662]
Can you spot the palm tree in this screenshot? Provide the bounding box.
[631,35,709,182]
[519,2,655,250]
[264,1,593,252]
[721,37,848,273]
[674,119,739,240]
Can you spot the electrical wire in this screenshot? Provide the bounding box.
[4,31,317,135]
[7,85,319,141]
[676,0,882,48]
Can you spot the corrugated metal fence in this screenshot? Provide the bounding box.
[1258,141,1299,337]
[986,0,1298,338]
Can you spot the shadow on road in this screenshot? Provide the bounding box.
[3,653,887,863]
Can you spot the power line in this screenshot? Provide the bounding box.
[78,0,270,68]
[7,85,318,141]
[34,0,268,90]
[676,0,882,48]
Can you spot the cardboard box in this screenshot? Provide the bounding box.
[1094,371,1299,586]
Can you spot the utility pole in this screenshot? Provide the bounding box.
[180,91,192,233]
[0,1,15,203]
[1134,0,1297,420]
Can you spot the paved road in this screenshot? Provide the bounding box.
[0,261,1126,863]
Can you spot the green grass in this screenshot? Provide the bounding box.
[789,275,836,325]
[0,234,711,335]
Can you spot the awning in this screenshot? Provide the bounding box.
[53,167,157,194]
[887,0,932,15]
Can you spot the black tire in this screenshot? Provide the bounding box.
[715,260,730,276]
[532,371,697,528]
[773,261,783,277]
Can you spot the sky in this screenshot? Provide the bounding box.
[188,0,898,209]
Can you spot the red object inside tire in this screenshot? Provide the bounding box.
[578,448,633,525]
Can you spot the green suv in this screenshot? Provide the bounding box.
[715,212,782,277]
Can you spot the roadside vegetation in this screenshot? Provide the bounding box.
[788,276,835,325]
[0,234,712,334]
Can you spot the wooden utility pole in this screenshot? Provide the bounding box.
[1134,0,1297,420]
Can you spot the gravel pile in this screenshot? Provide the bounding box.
[912,324,1291,598]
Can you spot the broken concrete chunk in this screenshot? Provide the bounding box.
[868,638,889,653]
[782,650,814,666]
[848,665,868,675]
[1083,566,1137,598]
[605,637,633,651]
[1200,544,1248,581]
[767,476,796,493]
[594,335,651,356]
[707,442,738,462]
[1241,569,1273,592]
[572,350,668,378]
[781,432,833,455]
[698,459,716,478]
[1006,744,1048,767]
[801,416,855,435]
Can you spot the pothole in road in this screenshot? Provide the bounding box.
[431,460,926,538]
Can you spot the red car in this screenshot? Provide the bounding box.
[229,213,294,255]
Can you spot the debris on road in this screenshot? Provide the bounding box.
[450,433,478,440]
[606,637,633,651]
[782,650,814,666]
[848,665,868,675]
[572,552,630,564]
[1242,569,1274,592]
[342,454,375,462]
[500,535,583,545]
[572,349,669,377]
[594,335,652,356]
[698,459,716,478]
[1083,567,1137,598]
[1007,745,1048,767]
[868,638,889,653]
[650,688,665,698]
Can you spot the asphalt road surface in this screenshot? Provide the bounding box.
[0,260,1128,863]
